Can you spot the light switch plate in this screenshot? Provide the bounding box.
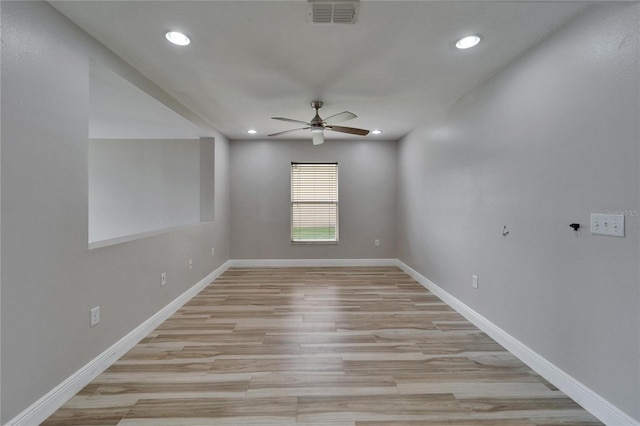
[590,213,624,237]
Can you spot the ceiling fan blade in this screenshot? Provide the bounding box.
[271,117,311,126]
[268,127,310,137]
[326,125,370,136]
[312,131,325,145]
[323,111,357,124]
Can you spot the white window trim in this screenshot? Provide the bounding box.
[290,162,339,244]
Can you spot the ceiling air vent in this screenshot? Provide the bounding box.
[309,1,358,24]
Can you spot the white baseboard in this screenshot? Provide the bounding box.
[396,260,639,426]
[228,258,398,268]
[5,260,232,426]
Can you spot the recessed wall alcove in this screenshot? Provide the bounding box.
[88,63,214,248]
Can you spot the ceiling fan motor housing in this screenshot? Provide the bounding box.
[311,101,325,127]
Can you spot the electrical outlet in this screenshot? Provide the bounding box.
[374,239,380,247]
[161,272,166,286]
[188,259,193,270]
[90,306,100,327]
[211,247,215,257]
[472,275,478,289]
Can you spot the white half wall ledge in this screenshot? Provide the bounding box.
[88,222,211,250]
[395,260,640,426]
[5,261,232,426]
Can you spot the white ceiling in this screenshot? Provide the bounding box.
[51,1,591,141]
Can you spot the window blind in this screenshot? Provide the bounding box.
[291,162,338,243]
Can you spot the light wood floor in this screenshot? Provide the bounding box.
[43,267,602,425]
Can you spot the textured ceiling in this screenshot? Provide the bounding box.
[50,1,591,141]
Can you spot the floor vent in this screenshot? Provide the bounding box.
[309,1,358,24]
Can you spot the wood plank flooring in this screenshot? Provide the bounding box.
[42,267,602,425]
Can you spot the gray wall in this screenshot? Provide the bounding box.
[0,2,230,422]
[89,63,203,140]
[89,138,202,243]
[2,0,638,423]
[397,3,639,420]
[230,139,397,259]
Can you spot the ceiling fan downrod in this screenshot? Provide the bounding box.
[310,101,324,130]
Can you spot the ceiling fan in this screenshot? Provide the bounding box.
[269,101,369,145]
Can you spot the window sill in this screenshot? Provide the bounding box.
[291,240,339,245]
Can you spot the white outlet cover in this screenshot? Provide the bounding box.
[90,306,100,327]
[472,275,478,289]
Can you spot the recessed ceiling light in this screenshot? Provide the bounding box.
[371,130,382,135]
[456,34,481,49]
[165,31,191,46]
[247,129,258,134]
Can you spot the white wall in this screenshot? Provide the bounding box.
[0,2,230,422]
[230,139,397,259]
[398,3,639,421]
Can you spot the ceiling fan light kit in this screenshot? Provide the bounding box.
[269,101,370,145]
[312,129,325,145]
